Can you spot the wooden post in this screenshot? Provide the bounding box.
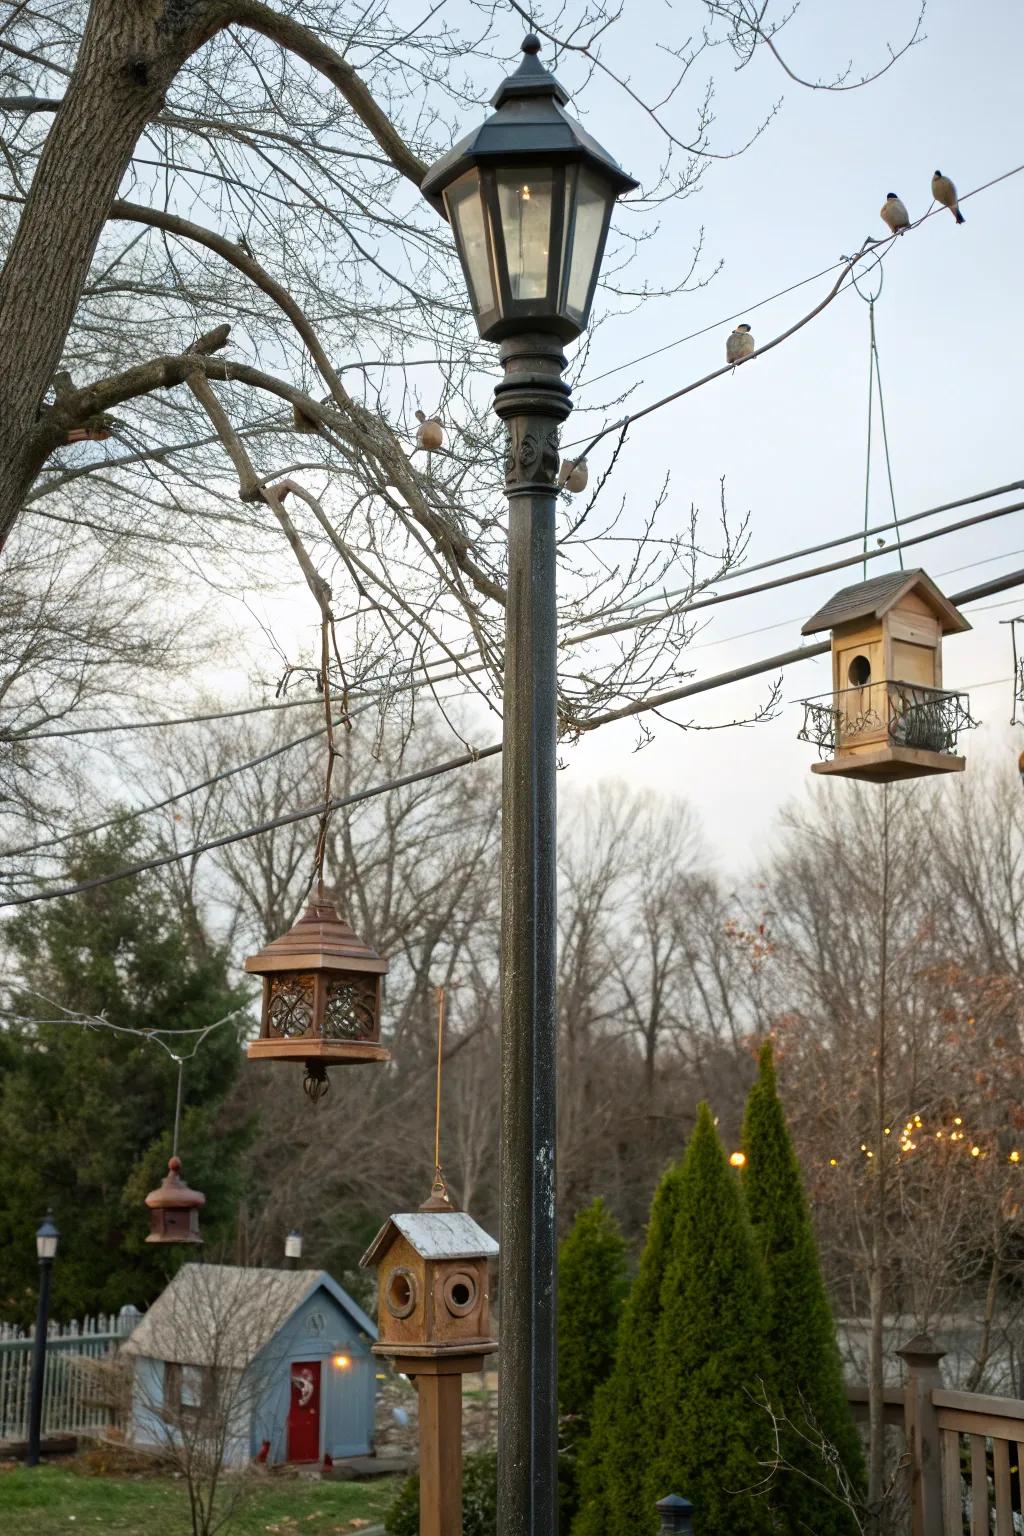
[396,1354,474,1536]
[897,1332,946,1536]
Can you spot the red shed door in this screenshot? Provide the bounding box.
[287,1362,321,1462]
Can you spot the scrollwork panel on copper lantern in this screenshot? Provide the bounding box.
[245,896,390,1101]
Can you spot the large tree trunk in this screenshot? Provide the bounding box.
[0,0,217,545]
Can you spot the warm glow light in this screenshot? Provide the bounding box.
[521,185,531,201]
[1010,1151,1021,1164]
[333,1354,352,1370]
[954,1116,963,1126]
[971,1146,982,1158]
[829,1158,838,1167]
[884,1127,892,1136]
[729,1151,747,1168]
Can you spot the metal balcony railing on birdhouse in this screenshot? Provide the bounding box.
[798,679,976,779]
[245,895,389,1100]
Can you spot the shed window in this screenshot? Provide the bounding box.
[164,1361,214,1422]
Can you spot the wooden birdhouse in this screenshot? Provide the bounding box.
[797,568,975,782]
[360,1208,498,1363]
[145,1156,205,1245]
[245,895,389,1101]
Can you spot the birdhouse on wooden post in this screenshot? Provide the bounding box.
[245,896,389,1102]
[361,1206,498,1536]
[797,568,975,782]
[144,1157,205,1245]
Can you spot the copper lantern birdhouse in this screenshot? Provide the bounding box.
[245,895,389,1100]
[797,568,976,782]
[145,1156,205,1245]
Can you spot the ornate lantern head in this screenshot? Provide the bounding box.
[145,1156,205,1245]
[245,895,390,1100]
[421,35,637,344]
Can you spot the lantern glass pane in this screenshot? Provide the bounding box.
[496,168,554,301]
[445,171,495,317]
[564,167,613,324]
[36,1232,58,1260]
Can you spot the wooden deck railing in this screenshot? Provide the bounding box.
[847,1334,1024,1536]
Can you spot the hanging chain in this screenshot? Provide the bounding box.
[852,259,903,578]
[311,617,339,898]
[430,985,452,1206]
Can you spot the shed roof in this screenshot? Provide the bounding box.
[801,568,970,636]
[361,1211,499,1269]
[120,1265,375,1369]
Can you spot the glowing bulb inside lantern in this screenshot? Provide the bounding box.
[333,1354,351,1370]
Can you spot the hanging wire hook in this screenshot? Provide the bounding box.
[171,1055,185,1159]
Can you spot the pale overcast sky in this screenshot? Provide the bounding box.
[225,0,1024,871]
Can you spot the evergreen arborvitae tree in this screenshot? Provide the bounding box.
[572,1159,684,1536]
[0,829,252,1322]
[743,1040,865,1531]
[647,1103,775,1536]
[558,1198,629,1533]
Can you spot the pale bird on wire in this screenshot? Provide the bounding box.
[726,323,755,370]
[414,409,444,452]
[931,170,965,224]
[558,456,588,493]
[880,193,911,235]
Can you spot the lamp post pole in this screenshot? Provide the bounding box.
[494,331,571,1535]
[419,38,636,1533]
[25,1211,59,1468]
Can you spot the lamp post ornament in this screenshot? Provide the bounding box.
[421,36,637,1536]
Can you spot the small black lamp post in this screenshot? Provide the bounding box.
[25,1210,59,1468]
[656,1493,696,1534]
[422,37,636,1536]
[285,1228,303,1269]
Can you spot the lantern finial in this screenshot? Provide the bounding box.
[522,33,541,54]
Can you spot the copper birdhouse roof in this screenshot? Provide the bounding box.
[244,896,388,977]
[145,1156,206,1211]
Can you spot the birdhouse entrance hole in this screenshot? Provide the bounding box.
[386,1269,417,1319]
[848,654,872,687]
[443,1273,478,1316]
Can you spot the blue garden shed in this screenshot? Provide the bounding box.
[121,1264,377,1466]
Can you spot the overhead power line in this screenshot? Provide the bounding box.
[5,563,1023,911]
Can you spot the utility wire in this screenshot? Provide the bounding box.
[5,563,1023,911]
[5,500,1023,863]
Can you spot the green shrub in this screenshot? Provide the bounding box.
[742,1040,865,1532]
[557,1199,629,1532]
[571,1158,684,1536]
[646,1102,775,1536]
[385,1448,497,1536]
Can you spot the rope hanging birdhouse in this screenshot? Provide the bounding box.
[143,1057,206,1244]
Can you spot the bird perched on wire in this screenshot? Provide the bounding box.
[558,456,588,493]
[931,170,965,224]
[726,323,755,369]
[415,410,444,452]
[880,193,910,235]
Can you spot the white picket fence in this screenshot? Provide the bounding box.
[0,1306,141,1441]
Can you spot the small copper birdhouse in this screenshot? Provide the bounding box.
[797,568,975,782]
[360,1208,498,1363]
[245,895,389,1100]
[145,1156,205,1245]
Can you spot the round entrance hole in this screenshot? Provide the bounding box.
[848,654,872,688]
[443,1271,478,1317]
[385,1267,417,1319]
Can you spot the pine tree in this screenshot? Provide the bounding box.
[647,1103,775,1536]
[742,1041,865,1531]
[558,1199,629,1532]
[0,828,252,1322]
[571,1159,684,1536]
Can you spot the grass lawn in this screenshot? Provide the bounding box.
[0,1464,399,1535]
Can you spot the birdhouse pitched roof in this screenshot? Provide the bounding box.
[801,568,970,636]
[360,1211,499,1270]
[120,1264,375,1368]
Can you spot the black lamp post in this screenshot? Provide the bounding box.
[422,38,636,1535]
[25,1210,59,1468]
